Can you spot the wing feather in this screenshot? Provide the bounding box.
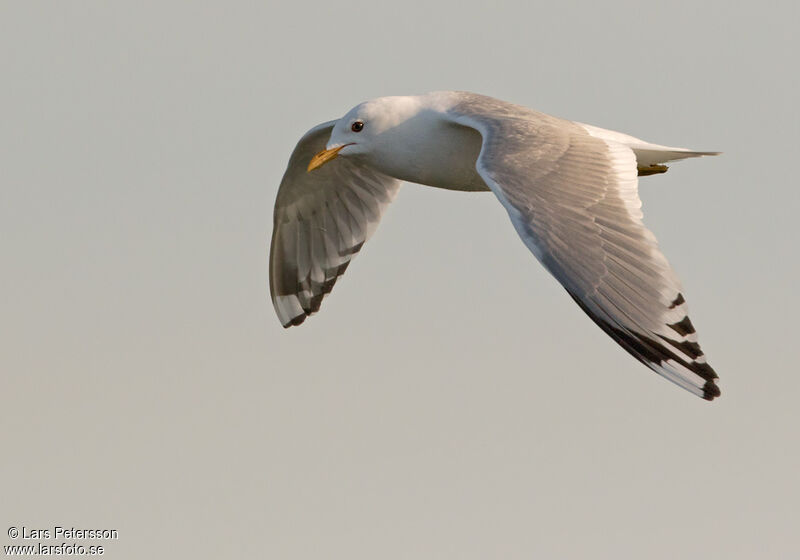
[269,122,401,327]
[451,96,720,399]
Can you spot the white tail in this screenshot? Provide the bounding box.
[578,122,720,169]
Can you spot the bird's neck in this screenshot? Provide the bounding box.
[367,109,489,193]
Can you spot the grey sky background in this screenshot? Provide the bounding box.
[2,1,798,558]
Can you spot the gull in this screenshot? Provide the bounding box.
[269,92,721,400]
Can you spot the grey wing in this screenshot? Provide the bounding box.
[270,121,401,327]
[453,106,720,400]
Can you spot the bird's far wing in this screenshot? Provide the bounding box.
[270,121,401,327]
[452,101,720,400]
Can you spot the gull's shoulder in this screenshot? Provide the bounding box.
[425,91,576,132]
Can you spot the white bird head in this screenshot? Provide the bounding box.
[307,95,429,172]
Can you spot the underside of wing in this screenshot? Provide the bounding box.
[270,122,401,327]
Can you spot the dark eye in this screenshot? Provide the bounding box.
[351,121,364,132]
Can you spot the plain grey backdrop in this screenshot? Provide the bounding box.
[2,1,798,558]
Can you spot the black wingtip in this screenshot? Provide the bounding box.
[282,314,308,328]
[566,293,722,402]
[702,380,722,401]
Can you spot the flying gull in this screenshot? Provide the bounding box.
[269,92,721,400]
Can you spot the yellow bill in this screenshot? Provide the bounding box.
[307,145,348,172]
